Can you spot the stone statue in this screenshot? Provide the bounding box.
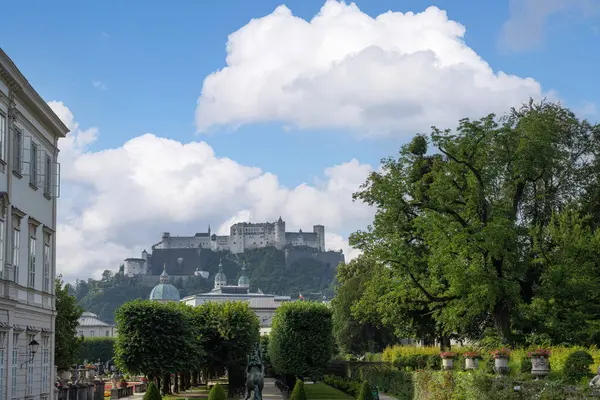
[589,366,600,388]
[245,342,264,400]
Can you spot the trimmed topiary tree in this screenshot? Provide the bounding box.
[143,382,161,400]
[357,381,374,400]
[564,350,594,383]
[289,379,307,400]
[208,383,227,400]
[269,301,334,383]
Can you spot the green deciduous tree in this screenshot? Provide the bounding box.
[351,100,600,345]
[78,337,115,363]
[269,301,334,383]
[55,277,83,370]
[332,256,397,356]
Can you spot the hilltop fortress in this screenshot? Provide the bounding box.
[124,217,343,278]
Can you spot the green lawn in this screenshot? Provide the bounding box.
[305,383,353,399]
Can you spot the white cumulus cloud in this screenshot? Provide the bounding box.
[51,103,371,282]
[195,0,547,136]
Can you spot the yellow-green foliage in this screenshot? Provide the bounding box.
[381,345,600,376]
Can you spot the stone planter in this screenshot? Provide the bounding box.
[531,356,549,378]
[465,357,479,370]
[441,358,454,370]
[494,357,510,375]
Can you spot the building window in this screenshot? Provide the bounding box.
[28,225,36,288]
[44,154,51,197]
[26,333,34,396]
[41,335,49,393]
[105,330,109,337]
[0,219,4,277]
[90,331,95,337]
[29,142,38,187]
[11,334,17,398]
[43,233,51,292]
[0,331,5,400]
[12,129,22,175]
[0,113,6,161]
[12,220,20,284]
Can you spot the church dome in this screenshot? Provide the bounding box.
[214,259,227,289]
[149,265,180,302]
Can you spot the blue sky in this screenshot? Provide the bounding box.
[1,0,599,280]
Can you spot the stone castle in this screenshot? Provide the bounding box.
[124,217,340,278]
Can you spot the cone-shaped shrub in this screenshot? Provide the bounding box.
[289,379,307,400]
[208,383,227,400]
[143,382,162,400]
[357,381,374,400]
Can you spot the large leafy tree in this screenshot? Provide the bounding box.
[55,277,83,370]
[269,301,334,386]
[114,300,196,391]
[351,101,600,344]
[332,256,397,355]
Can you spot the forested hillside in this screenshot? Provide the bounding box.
[70,246,339,323]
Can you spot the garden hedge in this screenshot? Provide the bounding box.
[78,337,115,363]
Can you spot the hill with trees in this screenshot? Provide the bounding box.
[70,246,339,323]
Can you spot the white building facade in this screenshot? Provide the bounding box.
[0,49,66,400]
[77,312,116,338]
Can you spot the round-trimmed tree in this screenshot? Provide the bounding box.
[268,301,334,381]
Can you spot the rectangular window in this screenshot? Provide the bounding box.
[26,333,34,396]
[105,330,109,337]
[28,225,36,288]
[41,336,49,393]
[0,332,5,400]
[12,224,19,284]
[44,154,51,197]
[0,113,5,161]
[29,142,37,187]
[12,129,22,175]
[0,220,4,278]
[90,331,95,337]
[43,233,51,293]
[11,334,17,398]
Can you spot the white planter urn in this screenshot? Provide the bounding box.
[441,358,454,370]
[465,357,479,370]
[531,356,549,378]
[494,357,510,375]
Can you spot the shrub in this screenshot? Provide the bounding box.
[323,375,361,397]
[357,381,374,400]
[564,350,594,383]
[289,379,307,400]
[208,383,227,400]
[269,301,334,379]
[520,356,531,373]
[143,382,161,400]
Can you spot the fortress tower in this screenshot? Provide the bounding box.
[274,216,286,249]
[313,225,325,252]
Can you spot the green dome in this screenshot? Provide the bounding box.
[149,283,180,302]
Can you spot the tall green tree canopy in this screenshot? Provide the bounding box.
[55,277,83,370]
[332,256,397,355]
[269,301,334,379]
[350,101,600,345]
[114,300,196,378]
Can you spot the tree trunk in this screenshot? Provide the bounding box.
[162,373,170,395]
[493,301,511,344]
[174,373,179,393]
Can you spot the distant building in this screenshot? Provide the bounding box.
[0,48,68,397]
[124,217,337,278]
[148,265,181,303]
[181,260,291,335]
[77,312,116,338]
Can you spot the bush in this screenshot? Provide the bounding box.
[269,301,334,379]
[289,379,307,400]
[564,350,594,383]
[323,375,361,397]
[207,383,226,400]
[357,381,374,400]
[143,382,161,400]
